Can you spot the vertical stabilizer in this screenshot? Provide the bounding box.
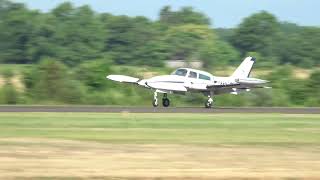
[231,56,255,78]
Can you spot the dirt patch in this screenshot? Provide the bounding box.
[0,138,319,179]
[0,75,24,91]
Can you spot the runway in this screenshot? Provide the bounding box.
[0,105,319,114]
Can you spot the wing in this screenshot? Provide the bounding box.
[106,75,140,84]
[106,75,187,94]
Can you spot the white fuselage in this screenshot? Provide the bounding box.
[138,68,237,93]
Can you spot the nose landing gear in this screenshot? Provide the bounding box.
[205,95,213,108]
[152,92,158,107]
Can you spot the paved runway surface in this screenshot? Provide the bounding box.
[0,106,319,114]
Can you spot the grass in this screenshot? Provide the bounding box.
[0,113,319,146]
[0,113,320,179]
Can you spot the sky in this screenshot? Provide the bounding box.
[13,0,320,28]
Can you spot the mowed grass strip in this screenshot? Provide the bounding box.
[0,113,319,146]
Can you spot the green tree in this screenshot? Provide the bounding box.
[159,6,210,26]
[33,59,69,100]
[103,15,167,66]
[0,1,42,63]
[164,24,216,60]
[231,11,280,56]
[305,70,320,106]
[215,28,235,42]
[266,65,309,106]
[0,83,19,104]
[164,24,239,68]
[275,27,320,67]
[200,40,240,67]
[24,58,85,103]
[75,59,112,91]
[50,3,106,65]
[267,65,293,89]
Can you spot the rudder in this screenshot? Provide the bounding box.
[231,56,256,78]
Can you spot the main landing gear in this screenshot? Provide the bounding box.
[152,92,170,107]
[162,93,170,107]
[205,95,214,108]
[153,92,213,108]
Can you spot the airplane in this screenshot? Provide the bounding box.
[106,56,270,108]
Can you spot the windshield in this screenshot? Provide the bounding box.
[172,69,188,77]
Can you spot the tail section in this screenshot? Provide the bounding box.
[231,56,256,78]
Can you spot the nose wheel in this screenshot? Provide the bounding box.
[205,95,213,108]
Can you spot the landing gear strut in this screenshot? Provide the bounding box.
[152,92,158,107]
[162,93,170,107]
[205,95,213,108]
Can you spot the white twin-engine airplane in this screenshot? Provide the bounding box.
[106,56,270,108]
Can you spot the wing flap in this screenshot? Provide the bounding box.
[147,82,187,92]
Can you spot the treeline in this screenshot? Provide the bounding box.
[0,0,319,106]
[1,1,319,67]
[0,1,231,67]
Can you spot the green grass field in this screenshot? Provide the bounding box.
[0,113,319,179]
[0,113,319,145]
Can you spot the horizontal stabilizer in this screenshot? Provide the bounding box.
[106,75,139,83]
[237,78,269,85]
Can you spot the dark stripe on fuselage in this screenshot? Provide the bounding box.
[150,81,185,84]
[207,83,240,88]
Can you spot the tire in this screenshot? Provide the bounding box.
[205,101,212,108]
[162,98,170,107]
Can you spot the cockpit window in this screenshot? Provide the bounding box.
[188,71,197,78]
[199,74,211,80]
[173,69,188,77]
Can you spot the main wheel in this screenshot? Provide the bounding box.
[152,99,158,107]
[205,101,212,108]
[162,98,170,107]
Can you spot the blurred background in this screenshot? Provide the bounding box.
[0,0,319,106]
